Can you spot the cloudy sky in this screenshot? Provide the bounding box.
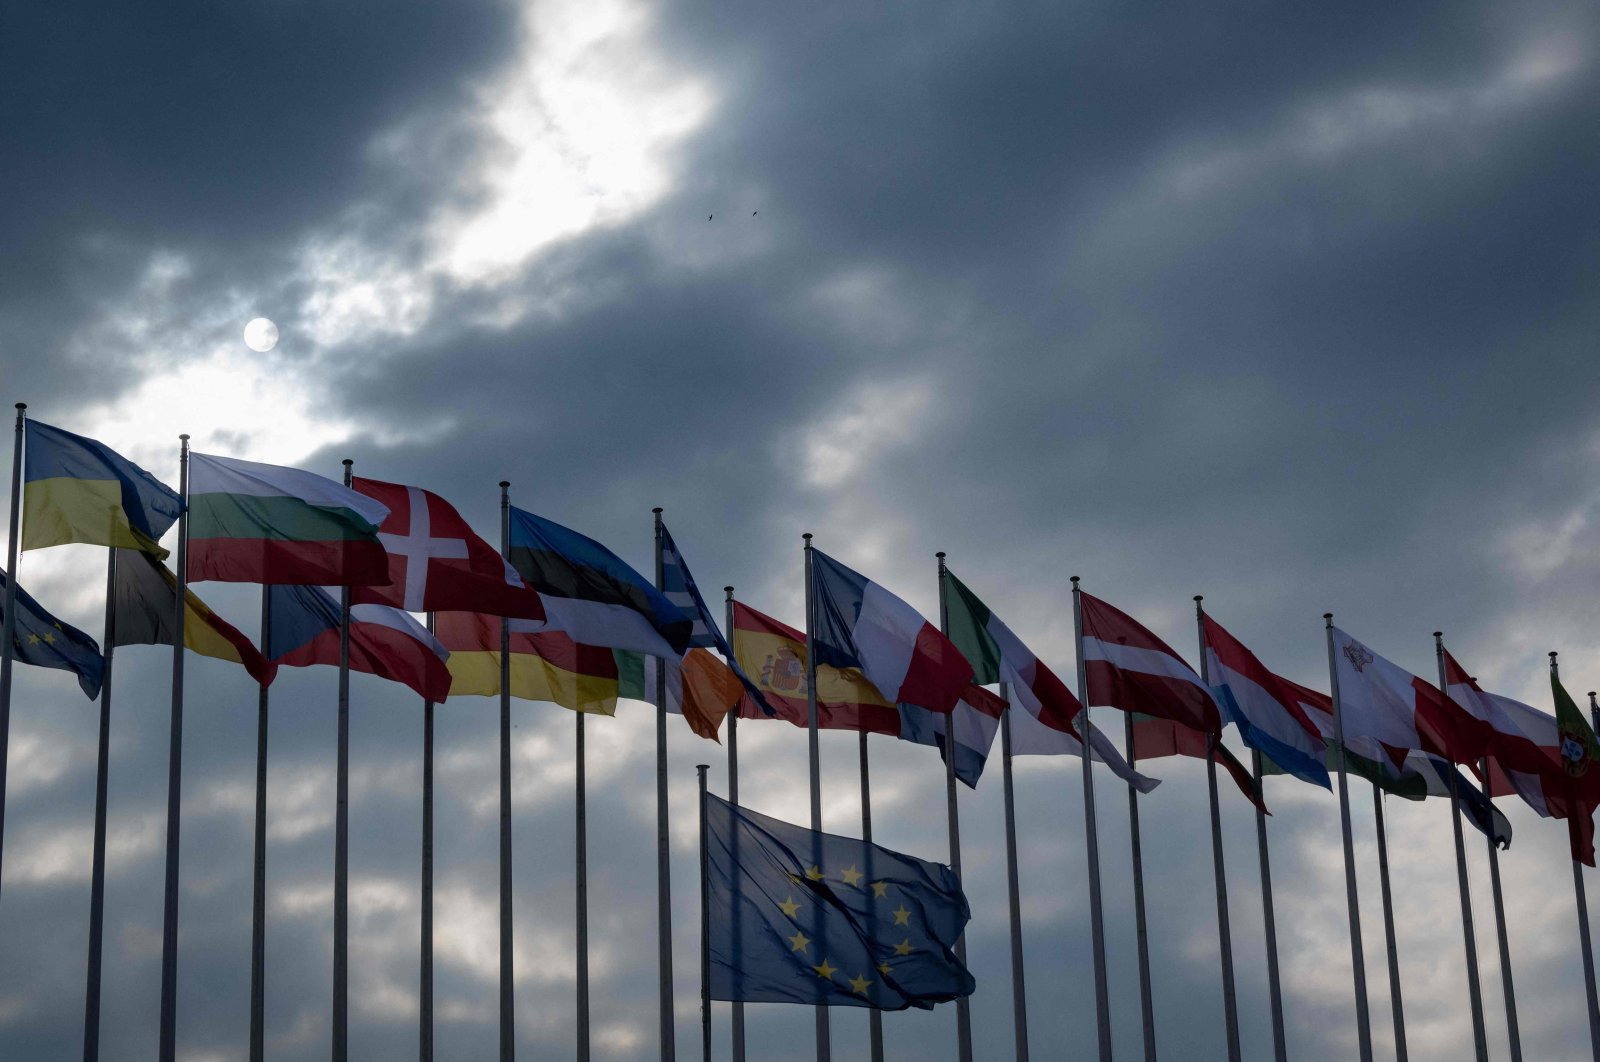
[3,0,1599,1058]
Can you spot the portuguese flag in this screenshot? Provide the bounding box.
[187,452,391,586]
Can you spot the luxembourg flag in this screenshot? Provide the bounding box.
[1330,627,1489,767]
[267,584,452,701]
[1202,613,1330,789]
[809,549,973,715]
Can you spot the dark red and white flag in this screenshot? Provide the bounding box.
[350,477,545,621]
[1080,590,1221,735]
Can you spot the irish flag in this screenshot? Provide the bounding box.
[188,453,391,586]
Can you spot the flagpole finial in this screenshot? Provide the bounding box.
[802,532,812,543]
[653,507,663,515]
[936,551,945,559]
[1193,595,1203,603]
[724,585,734,594]
[1550,651,1559,661]
[14,402,24,411]
[1070,575,1079,586]
[498,480,509,489]
[1433,631,1442,639]
[1323,612,1332,620]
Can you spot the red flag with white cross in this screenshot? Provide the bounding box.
[349,477,545,621]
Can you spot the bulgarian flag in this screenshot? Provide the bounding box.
[188,453,391,586]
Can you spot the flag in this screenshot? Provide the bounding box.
[350,478,544,620]
[631,647,746,741]
[22,420,181,557]
[729,600,900,734]
[508,507,691,657]
[705,792,974,1009]
[898,683,1005,787]
[1080,590,1221,735]
[112,550,275,686]
[0,567,104,698]
[1329,626,1489,767]
[809,549,972,715]
[1129,714,1266,811]
[188,453,391,586]
[1552,671,1600,864]
[435,612,626,714]
[658,521,774,716]
[940,569,1157,793]
[1202,613,1330,788]
[267,585,450,701]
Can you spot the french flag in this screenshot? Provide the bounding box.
[1202,613,1330,789]
[809,549,973,715]
[267,584,453,702]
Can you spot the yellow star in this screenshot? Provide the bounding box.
[25,633,39,645]
[892,905,911,926]
[870,881,889,898]
[41,630,54,645]
[788,930,811,953]
[876,962,892,976]
[813,958,837,981]
[840,865,863,887]
[805,865,825,882]
[894,938,914,956]
[849,973,872,995]
[778,896,801,918]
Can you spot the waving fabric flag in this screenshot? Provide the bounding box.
[1330,627,1489,767]
[112,550,275,686]
[1129,714,1265,811]
[509,507,691,657]
[350,478,543,620]
[898,684,1005,787]
[22,420,181,557]
[188,453,391,586]
[730,600,899,734]
[706,793,974,1010]
[809,549,972,716]
[1202,613,1330,788]
[630,647,746,741]
[436,611,626,714]
[941,569,1157,792]
[658,521,774,716]
[0,567,104,698]
[267,585,450,701]
[1080,591,1220,735]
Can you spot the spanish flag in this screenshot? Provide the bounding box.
[112,550,275,686]
[23,420,182,557]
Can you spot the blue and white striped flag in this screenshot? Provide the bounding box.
[658,522,775,716]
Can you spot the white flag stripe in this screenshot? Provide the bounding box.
[190,452,390,525]
[849,580,923,700]
[1082,638,1205,686]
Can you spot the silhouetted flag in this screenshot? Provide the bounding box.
[0,567,103,698]
[657,520,774,715]
[112,549,275,686]
[267,584,450,701]
[23,420,180,557]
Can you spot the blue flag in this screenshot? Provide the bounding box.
[1,567,104,699]
[705,792,974,1010]
[657,522,774,716]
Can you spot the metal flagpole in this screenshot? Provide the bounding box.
[802,533,830,1062]
[1124,712,1157,1062]
[998,682,1030,1062]
[1478,734,1521,1062]
[1560,655,1600,1061]
[1069,577,1113,1062]
[1192,597,1241,1062]
[0,402,25,904]
[499,482,514,1062]
[1251,746,1288,1062]
[334,458,354,1062]
[577,711,591,1062]
[421,612,435,1062]
[858,729,884,1062]
[83,543,117,1062]
[653,507,677,1062]
[697,763,712,1062]
[251,587,271,1062]
[1371,783,1408,1062]
[724,586,746,1062]
[1433,633,1488,1062]
[158,433,190,1062]
[1325,613,1375,1062]
[935,553,973,1062]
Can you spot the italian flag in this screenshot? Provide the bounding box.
[188,452,391,586]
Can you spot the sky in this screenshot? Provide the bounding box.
[2,0,1599,1058]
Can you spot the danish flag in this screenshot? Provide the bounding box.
[350,477,545,621]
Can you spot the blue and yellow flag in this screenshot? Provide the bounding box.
[0,567,104,699]
[23,420,181,557]
[705,793,974,1010]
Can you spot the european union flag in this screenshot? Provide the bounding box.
[705,793,974,1010]
[1,567,104,699]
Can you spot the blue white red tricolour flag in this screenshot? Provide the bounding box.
[267,584,452,701]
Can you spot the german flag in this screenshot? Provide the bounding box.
[435,612,625,715]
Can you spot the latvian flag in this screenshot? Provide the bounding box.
[267,584,452,701]
[1330,627,1489,768]
[1202,613,1330,789]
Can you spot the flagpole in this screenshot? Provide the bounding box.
[157,433,189,1062]
[858,728,884,1062]
[1192,597,1241,1062]
[1371,783,1408,1062]
[1325,613,1374,1062]
[1433,633,1488,1062]
[1558,655,1600,1061]
[251,586,271,1062]
[83,542,117,1062]
[334,457,353,1062]
[1124,711,1157,1062]
[998,680,1030,1062]
[421,612,435,1062]
[1069,577,1113,1062]
[1250,746,1288,1062]
[653,507,677,1062]
[576,710,591,1062]
[724,585,746,1062]
[1478,735,1521,1062]
[802,533,830,1062]
[0,402,28,904]
[935,553,973,1062]
[697,763,712,1062]
[499,481,514,1062]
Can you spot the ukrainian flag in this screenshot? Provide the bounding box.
[23,420,182,557]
